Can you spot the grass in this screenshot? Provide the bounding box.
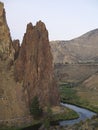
[75,86,98,113]
[59,83,98,113]
[59,83,80,104]
[53,107,79,121]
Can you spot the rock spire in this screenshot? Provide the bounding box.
[15,21,59,106]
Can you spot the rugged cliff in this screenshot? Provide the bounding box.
[0,2,14,60]
[0,2,29,124]
[14,21,59,107]
[0,2,59,126]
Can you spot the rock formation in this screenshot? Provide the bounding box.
[12,39,20,60]
[0,1,59,126]
[0,2,14,61]
[0,2,29,124]
[15,21,59,107]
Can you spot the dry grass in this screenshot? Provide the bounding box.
[76,86,98,107]
[52,106,64,114]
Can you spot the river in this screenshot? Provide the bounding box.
[22,103,96,130]
[59,103,96,126]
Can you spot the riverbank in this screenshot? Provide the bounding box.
[1,102,97,130]
[22,103,97,130]
[59,103,96,126]
[59,83,98,113]
[0,105,78,130]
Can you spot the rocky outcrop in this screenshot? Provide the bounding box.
[0,2,14,60]
[0,1,59,127]
[15,21,59,107]
[0,2,29,124]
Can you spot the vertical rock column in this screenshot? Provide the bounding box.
[0,2,29,123]
[0,2,14,60]
[15,21,59,107]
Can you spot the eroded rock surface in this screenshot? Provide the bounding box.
[15,21,59,107]
[0,2,14,60]
[0,2,29,124]
[12,39,20,60]
[0,2,59,126]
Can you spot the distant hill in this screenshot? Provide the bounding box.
[50,29,98,64]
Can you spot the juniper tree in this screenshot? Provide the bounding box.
[30,96,42,119]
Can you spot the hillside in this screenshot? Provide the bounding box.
[82,72,98,90]
[54,64,98,83]
[50,29,98,64]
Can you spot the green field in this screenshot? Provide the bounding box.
[59,83,98,113]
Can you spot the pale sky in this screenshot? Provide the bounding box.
[1,0,98,42]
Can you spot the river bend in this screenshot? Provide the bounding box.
[59,103,96,126]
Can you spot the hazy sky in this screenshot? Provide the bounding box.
[1,0,98,42]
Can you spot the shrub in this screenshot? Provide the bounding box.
[30,96,43,119]
[43,105,53,130]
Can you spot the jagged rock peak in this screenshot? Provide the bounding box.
[26,21,47,33]
[15,21,59,107]
[0,2,14,60]
[0,2,4,15]
[36,20,47,31]
[26,22,33,32]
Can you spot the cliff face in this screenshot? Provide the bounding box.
[0,2,59,126]
[15,21,59,107]
[0,2,29,123]
[0,2,14,60]
[12,39,20,60]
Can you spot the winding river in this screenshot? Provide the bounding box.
[59,103,96,126]
[22,103,97,130]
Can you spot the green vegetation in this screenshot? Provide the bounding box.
[75,86,98,113]
[30,96,43,119]
[53,108,79,121]
[59,83,98,113]
[43,105,53,130]
[59,83,80,104]
[63,116,98,130]
[0,127,21,130]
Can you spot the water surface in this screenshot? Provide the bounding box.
[59,103,96,126]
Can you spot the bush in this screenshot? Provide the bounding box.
[30,96,43,119]
[43,105,53,130]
